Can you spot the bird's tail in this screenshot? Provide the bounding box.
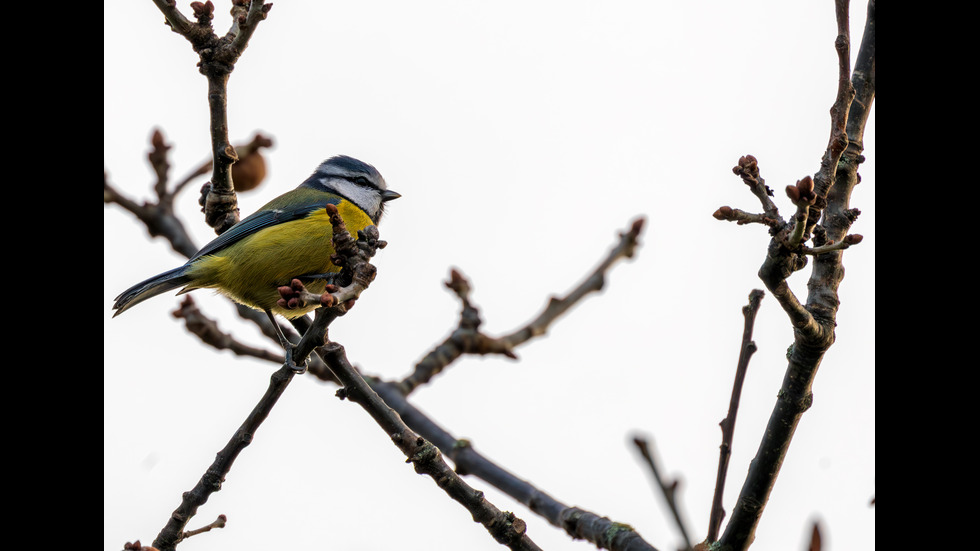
[112,265,192,317]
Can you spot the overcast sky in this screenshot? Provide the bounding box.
[105,2,875,550]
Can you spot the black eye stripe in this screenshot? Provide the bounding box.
[347,175,375,187]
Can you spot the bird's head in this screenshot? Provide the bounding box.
[306,155,401,223]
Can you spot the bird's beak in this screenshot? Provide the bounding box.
[383,190,402,202]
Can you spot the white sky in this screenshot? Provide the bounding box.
[105,2,875,550]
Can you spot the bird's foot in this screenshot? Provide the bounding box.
[298,272,340,284]
[283,343,308,374]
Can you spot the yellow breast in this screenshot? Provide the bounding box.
[185,200,374,318]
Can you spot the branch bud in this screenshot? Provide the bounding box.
[787,176,817,206]
[190,1,214,21]
[785,185,801,203]
[151,128,167,149]
[713,206,735,220]
[797,175,814,195]
[733,154,758,176]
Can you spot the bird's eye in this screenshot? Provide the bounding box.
[354,176,371,186]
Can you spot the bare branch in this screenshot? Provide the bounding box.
[712,206,780,227]
[104,134,199,259]
[848,0,875,146]
[150,0,273,235]
[172,296,284,364]
[731,155,779,219]
[228,0,273,52]
[182,515,227,540]
[632,436,693,550]
[151,365,297,551]
[802,233,863,256]
[501,217,645,348]
[150,0,195,36]
[718,2,875,548]
[706,289,764,543]
[398,217,645,393]
[397,268,517,394]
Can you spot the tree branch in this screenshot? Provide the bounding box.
[706,290,764,543]
[731,155,780,220]
[501,218,645,349]
[718,2,874,549]
[172,296,285,364]
[398,218,645,394]
[150,0,272,235]
[104,131,199,259]
[632,436,693,550]
[151,364,297,551]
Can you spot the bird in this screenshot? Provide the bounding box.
[112,155,400,366]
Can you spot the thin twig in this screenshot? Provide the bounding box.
[396,268,517,394]
[706,289,764,543]
[632,436,693,550]
[173,133,274,196]
[151,365,297,551]
[711,205,780,227]
[801,233,863,255]
[731,155,780,219]
[501,217,645,348]
[398,218,645,394]
[172,296,285,364]
[105,132,199,259]
[182,515,227,540]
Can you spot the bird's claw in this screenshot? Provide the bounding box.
[284,344,308,374]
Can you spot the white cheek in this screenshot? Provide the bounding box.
[324,178,381,218]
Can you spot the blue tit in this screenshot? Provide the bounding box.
[112,155,400,320]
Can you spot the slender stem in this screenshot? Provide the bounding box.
[718,3,874,549]
[399,218,645,394]
[152,366,296,551]
[706,290,764,543]
[633,437,693,550]
[149,0,272,235]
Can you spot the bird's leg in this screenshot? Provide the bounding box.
[298,272,340,284]
[265,309,307,374]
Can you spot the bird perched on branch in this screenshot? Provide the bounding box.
[112,155,400,321]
